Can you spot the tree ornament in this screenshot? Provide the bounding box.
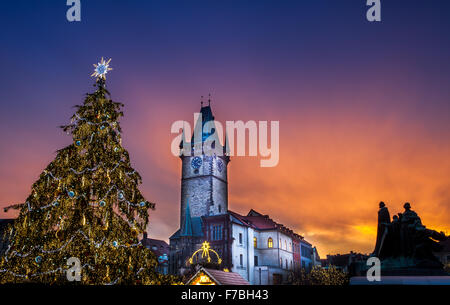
[35,256,42,264]
[99,200,106,207]
[118,192,124,200]
[68,190,75,198]
[139,201,146,207]
[76,140,81,146]
[91,57,112,80]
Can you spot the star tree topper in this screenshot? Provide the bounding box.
[91,57,113,80]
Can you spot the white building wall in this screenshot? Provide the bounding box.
[230,222,300,284]
[230,223,255,283]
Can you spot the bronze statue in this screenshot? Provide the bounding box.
[373,201,390,257]
[371,202,448,275]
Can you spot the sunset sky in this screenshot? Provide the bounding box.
[0,0,449,256]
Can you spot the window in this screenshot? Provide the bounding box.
[239,254,243,266]
[285,240,287,250]
[285,259,288,269]
[239,233,243,244]
[218,205,221,213]
[254,256,258,266]
[253,237,257,248]
[280,258,282,267]
[212,225,222,240]
[301,245,312,259]
[268,237,273,248]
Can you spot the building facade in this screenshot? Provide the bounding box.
[169,103,315,284]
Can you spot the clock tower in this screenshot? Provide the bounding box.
[179,102,230,235]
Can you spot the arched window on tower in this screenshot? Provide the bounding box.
[268,237,273,248]
[254,237,257,248]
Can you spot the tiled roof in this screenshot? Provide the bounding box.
[188,268,249,285]
[228,210,306,242]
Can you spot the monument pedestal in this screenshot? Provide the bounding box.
[350,276,450,285]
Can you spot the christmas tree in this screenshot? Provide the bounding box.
[0,58,174,284]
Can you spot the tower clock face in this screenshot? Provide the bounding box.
[217,159,224,172]
[191,156,202,169]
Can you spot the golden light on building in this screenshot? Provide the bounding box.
[189,241,222,265]
[190,272,216,285]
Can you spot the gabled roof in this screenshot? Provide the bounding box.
[187,267,249,285]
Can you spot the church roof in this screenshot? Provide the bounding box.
[179,102,228,156]
[191,104,215,144]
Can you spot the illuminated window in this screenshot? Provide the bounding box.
[268,237,273,248]
[254,237,257,248]
[285,240,287,250]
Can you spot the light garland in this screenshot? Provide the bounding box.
[4,229,142,261]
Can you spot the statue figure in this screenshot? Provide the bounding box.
[371,201,448,275]
[373,201,390,257]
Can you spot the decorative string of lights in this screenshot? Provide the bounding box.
[1,263,93,279]
[4,229,143,260]
[189,241,222,265]
[19,167,144,214]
